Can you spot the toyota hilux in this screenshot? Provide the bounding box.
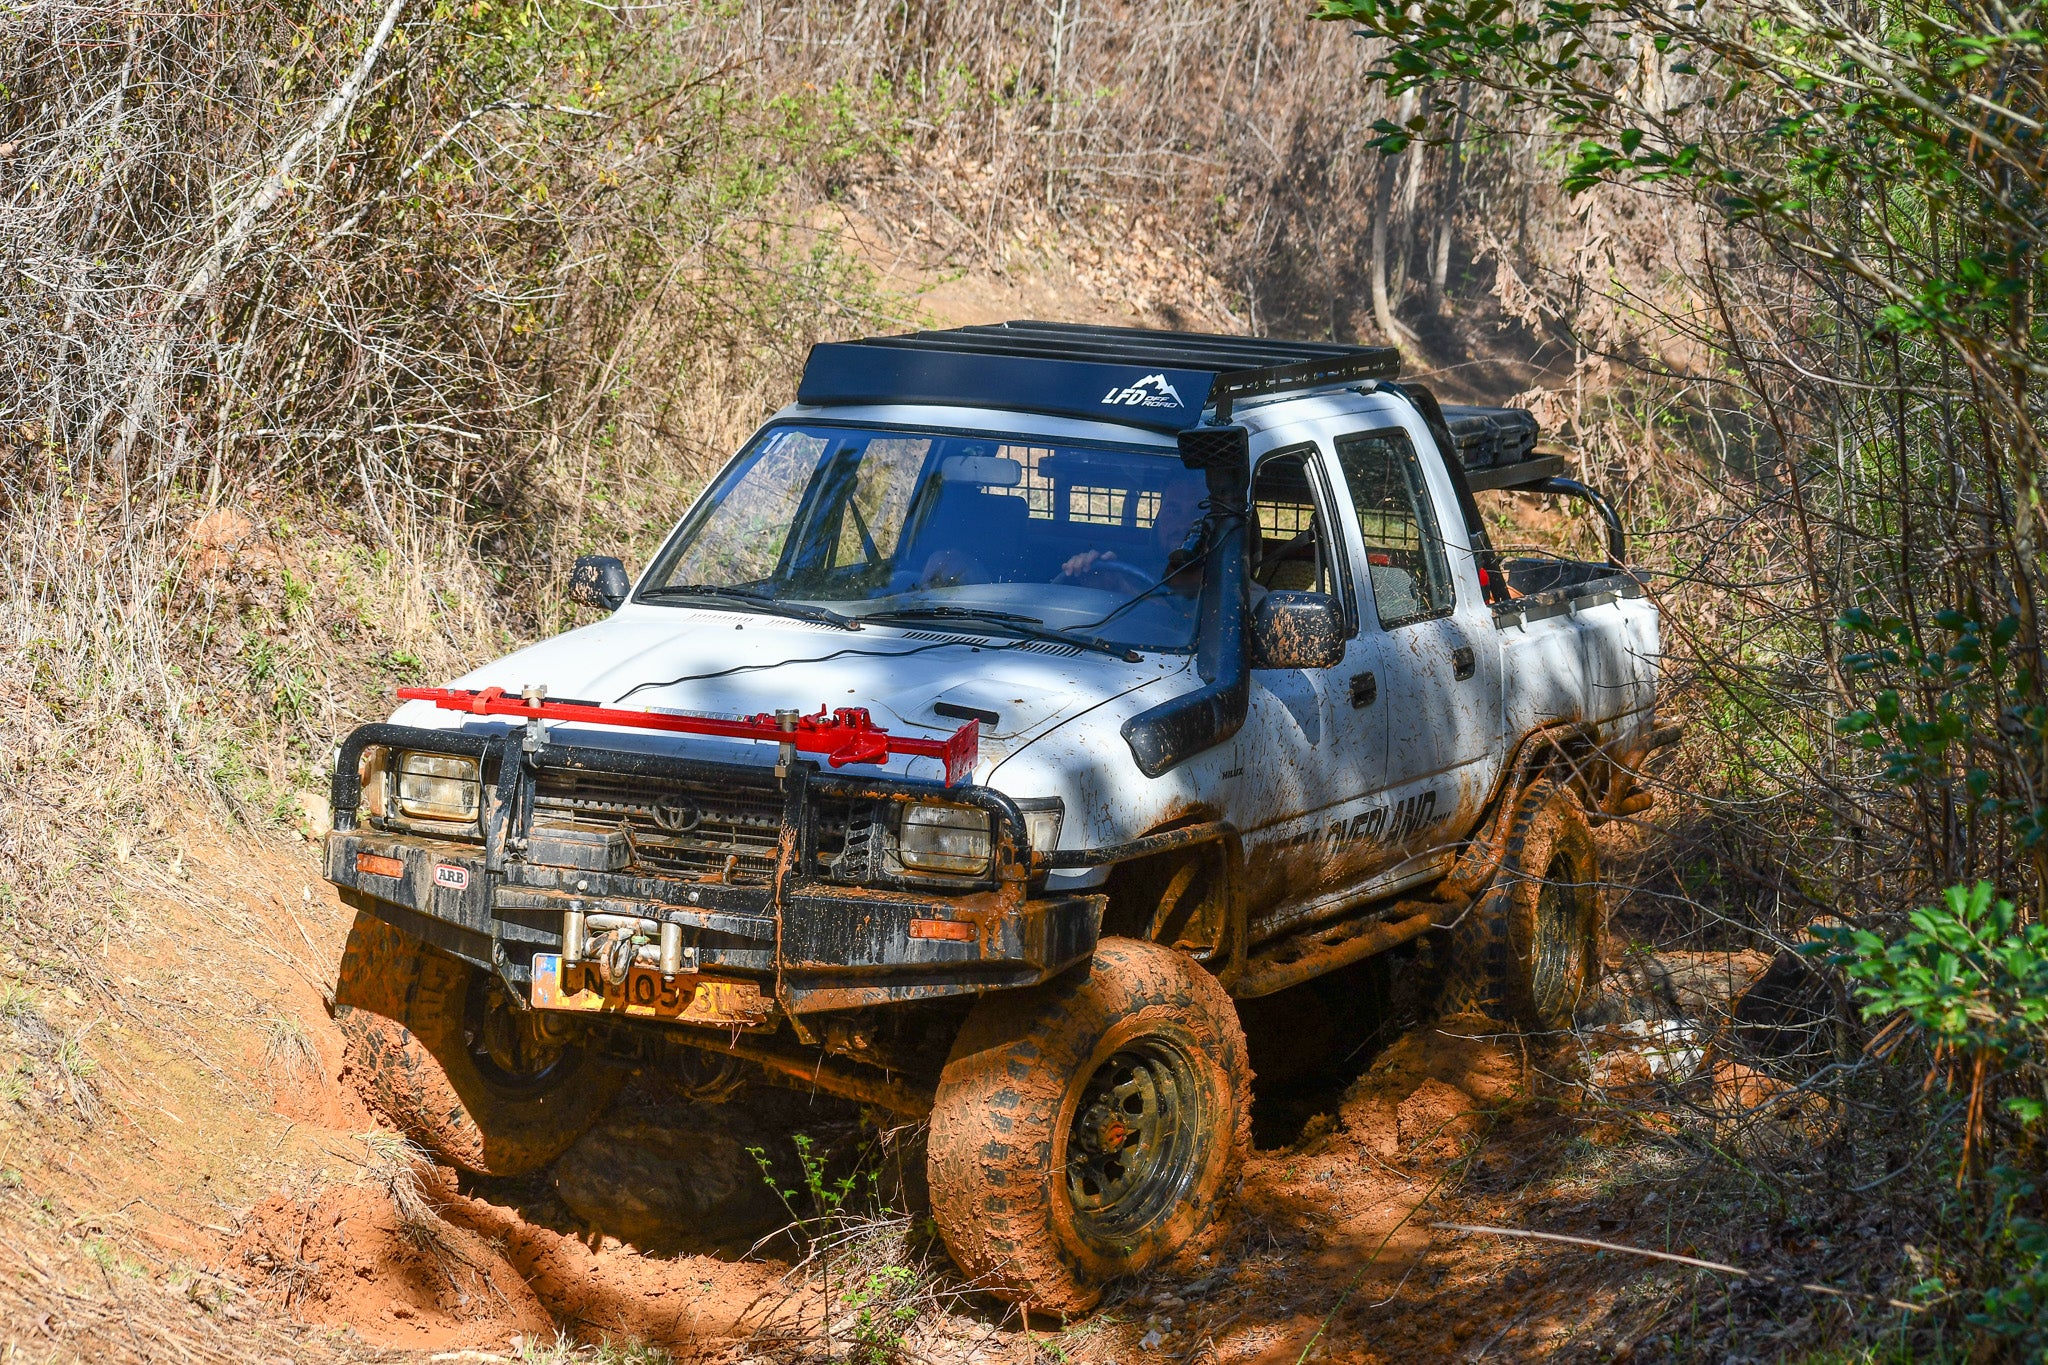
[323,320,1664,1312]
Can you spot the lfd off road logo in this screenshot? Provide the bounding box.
[1100,373,1184,410]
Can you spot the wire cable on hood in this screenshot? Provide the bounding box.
[612,529,1225,706]
[611,638,1034,705]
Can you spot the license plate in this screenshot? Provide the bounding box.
[530,953,774,1027]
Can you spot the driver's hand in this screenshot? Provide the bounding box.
[1061,549,1114,578]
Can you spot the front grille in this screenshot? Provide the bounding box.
[815,796,888,882]
[530,768,812,884]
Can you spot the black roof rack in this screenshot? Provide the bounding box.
[796,320,1401,433]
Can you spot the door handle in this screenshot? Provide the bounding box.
[1452,645,1476,680]
[1349,671,1377,708]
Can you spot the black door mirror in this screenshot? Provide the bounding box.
[569,555,632,611]
[1251,591,1344,670]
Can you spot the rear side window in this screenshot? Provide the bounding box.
[1334,430,1454,627]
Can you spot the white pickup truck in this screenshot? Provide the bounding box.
[323,321,1663,1312]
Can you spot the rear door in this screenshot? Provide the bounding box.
[1329,426,1503,858]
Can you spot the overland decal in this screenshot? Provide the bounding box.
[1269,790,1448,857]
[1100,374,1186,410]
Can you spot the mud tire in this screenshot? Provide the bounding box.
[926,937,1251,1315]
[333,909,623,1176]
[1444,780,1603,1030]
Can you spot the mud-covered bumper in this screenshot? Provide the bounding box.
[322,724,1102,1017]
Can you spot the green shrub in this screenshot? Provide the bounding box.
[1822,883,2048,1349]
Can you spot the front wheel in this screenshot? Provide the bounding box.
[333,910,624,1175]
[926,938,1251,1314]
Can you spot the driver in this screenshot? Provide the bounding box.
[1057,480,1208,591]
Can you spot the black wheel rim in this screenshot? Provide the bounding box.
[465,971,582,1094]
[1064,1037,1206,1239]
[1529,853,1581,1023]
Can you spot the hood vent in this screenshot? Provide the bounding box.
[900,630,1082,658]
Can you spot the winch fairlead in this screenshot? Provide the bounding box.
[395,685,981,786]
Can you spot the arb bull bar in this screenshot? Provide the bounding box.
[323,712,1103,1025]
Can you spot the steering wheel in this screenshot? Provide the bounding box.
[1055,556,1159,593]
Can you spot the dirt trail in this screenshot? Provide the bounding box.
[0,802,1787,1364]
[196,934,1546,1362]
[1072,943,1796,1364]
[230,1178,784,1351]
[0,819,816,1358]
[1186,1021,1527,1362]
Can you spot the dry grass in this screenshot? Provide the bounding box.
[515,1334,679,1365]
[0,488,513,953]
[0,0,1648,975]
[355,1131,444,1250]
[257,1013,320,1087]
[0,1181,400,1365]
[720,1210,1014,1365]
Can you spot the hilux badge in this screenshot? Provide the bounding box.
[1100,374,1184,409]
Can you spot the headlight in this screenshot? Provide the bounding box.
[397,751,480,823]
[357,746,390,819]
[897,802,991,876]
[1016,798,1064,856]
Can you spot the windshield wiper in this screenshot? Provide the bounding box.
[639,585,861,631]
[862,605,1139,662]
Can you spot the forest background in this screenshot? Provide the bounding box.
[2,0,2045,1357]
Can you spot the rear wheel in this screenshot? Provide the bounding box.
[334,909,623,1175]
[926,938,1251,1315]
[1445,779,1603,1030]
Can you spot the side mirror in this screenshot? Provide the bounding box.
[569,555,632,611]
[1251,591,1344,670]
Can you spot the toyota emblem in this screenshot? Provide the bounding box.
[650,796,701,832]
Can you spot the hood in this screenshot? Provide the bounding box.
[389,603,1190,782]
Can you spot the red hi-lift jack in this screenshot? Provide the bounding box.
[395,685,981,787]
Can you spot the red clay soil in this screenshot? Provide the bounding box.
[0,807,1780,1364]
[230,1175,789,1353]
[1099,1017,1534,1364]
[1039,950,1786,1363]
[215,1006,1609,1363]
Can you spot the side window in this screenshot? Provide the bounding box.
[1251,448,1340,600]
[1334,430,1454,627]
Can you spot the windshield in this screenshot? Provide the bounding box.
[643,424,1213,653]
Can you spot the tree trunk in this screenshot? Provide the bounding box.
[1429,81,1471,312]
[1371,152,1400,342]
[1372,91,1419,346]
[1395,95,1425,306]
